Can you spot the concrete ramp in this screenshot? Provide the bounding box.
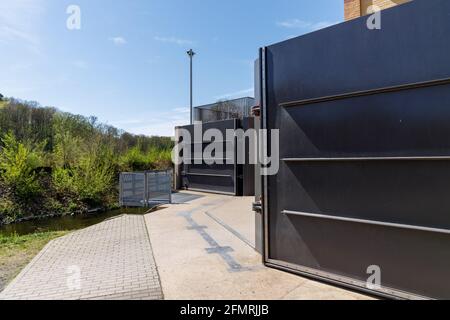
[145,193,371,300]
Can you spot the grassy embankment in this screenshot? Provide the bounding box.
[0,231,69,291]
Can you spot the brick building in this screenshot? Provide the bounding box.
[344,0,412,20]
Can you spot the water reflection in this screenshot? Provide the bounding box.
[0,207,158,237]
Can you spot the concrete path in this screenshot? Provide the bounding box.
[0,191,372,300]
[146,193,372,300]
[0,215,163,300]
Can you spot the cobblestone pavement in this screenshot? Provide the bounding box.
[0,215,163,300]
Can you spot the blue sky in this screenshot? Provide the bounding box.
[1,0,344,136]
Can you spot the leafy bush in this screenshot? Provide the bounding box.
[52,123,83,169]
[73,155,114,204]
[52,167,76,194]
[53,144,114,205]
[0,132,44,200]
[0,195,21,224]
[120,146,173,172]
[147,148,173,170]
[119,146,148,171]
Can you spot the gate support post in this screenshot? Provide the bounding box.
[144,171,149,208]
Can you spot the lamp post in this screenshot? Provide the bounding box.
[187,49,195,124]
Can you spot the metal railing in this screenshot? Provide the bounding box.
[119,170,172,207]
[194,97,255,123]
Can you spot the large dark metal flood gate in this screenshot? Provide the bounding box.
[260,0,450,299]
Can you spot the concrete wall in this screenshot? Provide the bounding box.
[345,0,412,20]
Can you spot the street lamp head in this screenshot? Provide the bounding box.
[187,49,196,57]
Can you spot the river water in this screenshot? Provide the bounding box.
[0,192,203,237]
[0,207,151,237]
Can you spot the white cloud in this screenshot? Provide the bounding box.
[0,0,45,54]
[310,21,337,30]
[277,19,337,31]
[277,19,311,29]
[72,60,88,69]
[131,119,184,137]
[113,117,186,137]
[146,56,162,65]
[234,58,255,68]
[173,107,190,114]
[110,119,145,126]
[0,82,35,96]
[9,62,33,72]
[215,88,254,101]
[154,36,194,46]
[110,108,192,137]
[109,36,127,46]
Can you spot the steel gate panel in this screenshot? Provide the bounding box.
[120,171,172,207]
[261,0,450,299]
[146,171,172,204]
[179,119,240,195]
[178,118,256,196]
[119,173,146,207]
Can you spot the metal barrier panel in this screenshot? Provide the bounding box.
[120,171,172,207]
[194,97,255,123]
[178,118,255,196]
[262,0,450,299]
[147,170,172,204]
[179,119,240,195]
[119,173,146,207]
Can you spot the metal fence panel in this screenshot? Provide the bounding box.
[147,171,172,204]
[120,171,172,207]
[194,97,255,123]
[119,173,146,207]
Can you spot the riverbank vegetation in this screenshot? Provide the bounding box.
[0,97,174,225]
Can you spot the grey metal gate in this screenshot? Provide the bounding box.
[261,0,450,299]
[177,119,255,196]
[178,119,239,195]
[119,170,172,207]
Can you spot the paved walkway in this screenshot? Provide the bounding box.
[0,191,372,300]
[146,193,372,300]
[0,215,163,300]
